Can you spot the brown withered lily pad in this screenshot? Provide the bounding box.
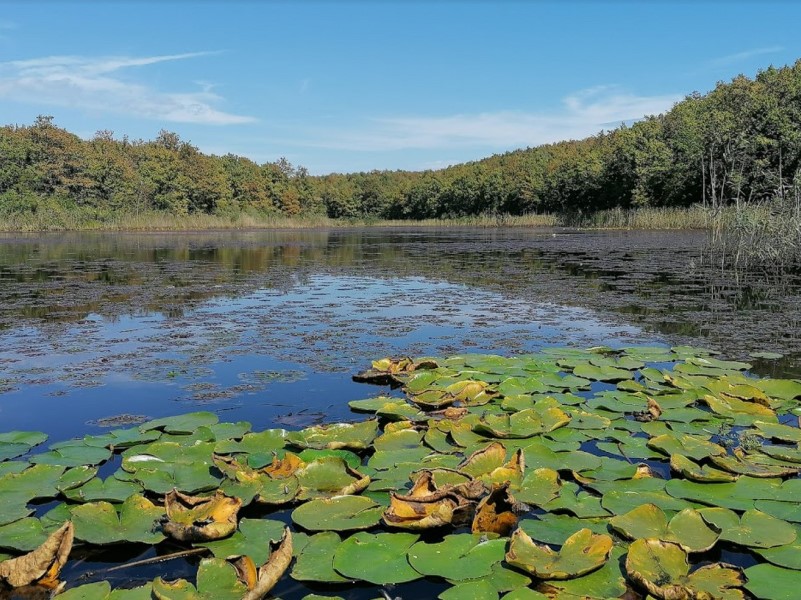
[472,483,519,536]
[162,489,242,542]
[383,471,462,530]
[0,521,73,588]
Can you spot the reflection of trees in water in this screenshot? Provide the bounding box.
[0,229,800,361]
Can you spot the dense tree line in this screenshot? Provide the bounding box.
[1,60,800,222]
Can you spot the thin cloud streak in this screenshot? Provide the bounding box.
[0,52,254,125]
[708,46,783,67]
[293,87,681,152]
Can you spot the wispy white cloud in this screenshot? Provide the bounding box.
[291,86,681,152]
[0,52,255,125]
[708,46,783,67]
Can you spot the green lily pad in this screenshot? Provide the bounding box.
[540,545,628,599]
[699,507,796,548]
[408,534,507,581]
[449,562,531,594]
[744,563,801,600]
[287,420,378,450]
[572,363,633,382]
[0,517,62,552]
[332,531,421,584]
[291,531,350,583]
[295,457,370,500]
[515,468,561,506]
[506,528,612,580]
[30,442,112,467]
[140,412,219,434]
[626,538,745,600]
[473,407,570,439]
[56,581,154,599]
[70,494,165,544]
[152,557,248,600]
[543,482,609,518]
[754,379,801,401]
[669,454,738,483]
[756,525,801,569]
[56,465,99,491]
[292,495,383,531]
[647,433,726,461]
[665,475,783,511]
[199,518,286,565]
[213,429,287,455]
[609,504,719,552]
[439,580,498,600]
[63,476,143,503]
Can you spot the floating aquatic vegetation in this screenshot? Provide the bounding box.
[1,345,801,597]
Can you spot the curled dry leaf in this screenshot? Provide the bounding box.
[241,528,293,600]
[383,472,461,530]
[0,521,73,588]
[162,489,242,542]
[472,483,519,536]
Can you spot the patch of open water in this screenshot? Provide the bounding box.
[1,227,800,438]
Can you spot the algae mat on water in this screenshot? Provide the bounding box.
[2,346,801,598]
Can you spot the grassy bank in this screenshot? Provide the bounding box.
[556,206,713,230]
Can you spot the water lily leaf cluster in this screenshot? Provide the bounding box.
[2,346,801,598]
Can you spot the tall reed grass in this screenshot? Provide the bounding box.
[556,206,713,230]
[706,200,801,270]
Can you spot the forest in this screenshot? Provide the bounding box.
[1,60,800,224]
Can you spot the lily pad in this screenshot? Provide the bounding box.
[609,504,719,553]
[140,412,219,434]
[287,420,378,450]
[505,528,612,580]
[198,518,285,565]
[625,538,745,600]
[408,533,507,581]
[70,494,165,544]
[332,531,421,584]
[291,531,350,583]
[745,563,801,600]
[152,557,248,600]
[292,495,383,531]
[699,507,796,548]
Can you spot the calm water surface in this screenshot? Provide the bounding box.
[2,227,800,441]
[3,227,801,599]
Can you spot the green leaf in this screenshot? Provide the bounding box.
[699,507,796,548]
[70,494,165,544]
[506,528,612,580]
[199,518,285,566]
[332,531,421,584]
[152,557,248,600]
[139,412,219,434]
[291,531,350,583]
[408,534,507,581]
[291,495,383,531]
[744,563,801,600]
[609,504,719,553]
[287,420,378,450]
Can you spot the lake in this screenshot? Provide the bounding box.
[2,227,801,599]
[1,227,799,440]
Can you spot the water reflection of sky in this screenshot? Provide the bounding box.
[0,273,659,441]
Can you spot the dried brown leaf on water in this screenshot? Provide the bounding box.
[0,521,73,588]
[382,470,469,530]
[241,528,293,600]
[162,489,242,542]
[472,483,519,536]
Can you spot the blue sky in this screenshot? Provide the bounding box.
[1,1,799,174]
